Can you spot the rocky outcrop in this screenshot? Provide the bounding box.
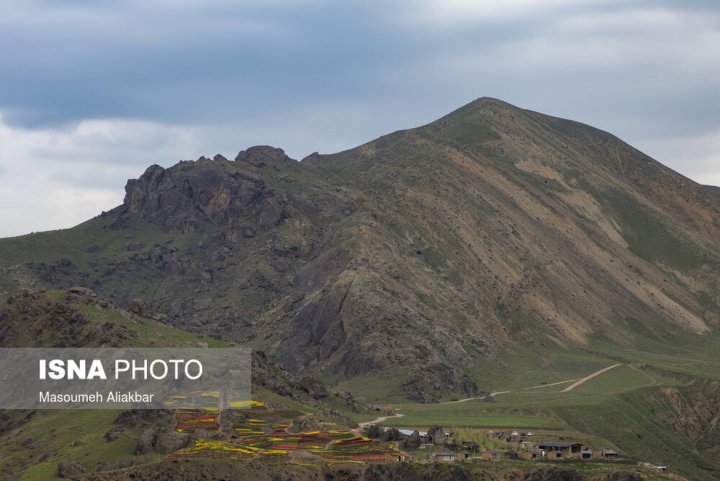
[123,154,287,236]
[57,462,86,479]
[402,365,479,403]
[135,429,155,455]
[640,377,720,455]
[154,432,190,454]
[299,376,328,399]
[0,289,134,348]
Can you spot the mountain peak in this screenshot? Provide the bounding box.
[235,145,296,167]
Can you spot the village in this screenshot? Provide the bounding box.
[363,424,625,464]
[158,401,669,476]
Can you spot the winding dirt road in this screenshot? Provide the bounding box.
[438,363,623,404]
[560,363,622,392]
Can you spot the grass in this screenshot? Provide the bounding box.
[333,367,411,404]
[362,339,718,480]
[0,289,239,479]
[382,404,564,430]
[0,410,156,481]
[604,190,710,270]
[587,330,720,381]
[374,364,678,430]
[73,302,228,348]
[555,392,720,481]
[494,365,680,408]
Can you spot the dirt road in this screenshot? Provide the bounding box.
[358,413,405,428]
[560,363,622,392]
[438,364,622,404]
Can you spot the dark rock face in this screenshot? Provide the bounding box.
[124,157,286,236]
[251,351,332,403]
[235,146,294,167]
[299,375,328,399]
[402,364,479,403]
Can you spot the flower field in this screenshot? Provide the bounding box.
[165,402,402,465]
[311,437,399,463]
[175,410,220,432]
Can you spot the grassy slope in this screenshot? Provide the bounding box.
[0,290,228,480]
[0,291,339,480]
[368,338,720,481]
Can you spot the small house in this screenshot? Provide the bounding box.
[537,441,584,459]
[602,449,619,460]
[395,452,412,462]
[480,450,499,461]
[519,450,541,461]
[461,440,480,453]
[459,451,473,462]
[432,452,456,463]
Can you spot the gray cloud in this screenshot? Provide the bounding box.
[0,0,718,236]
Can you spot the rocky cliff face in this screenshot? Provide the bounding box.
[643,377,720,459]
[1,98,719,402]
[123,148,295,237]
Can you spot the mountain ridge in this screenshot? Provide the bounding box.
[1,98,719,403]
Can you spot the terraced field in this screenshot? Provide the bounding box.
[166,402,401,465]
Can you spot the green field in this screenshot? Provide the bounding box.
[367,342,720,481]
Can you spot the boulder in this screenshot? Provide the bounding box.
[299,375,328,399]
[154,431,190,454]
[135,429,155,455]
[57,462,85,478]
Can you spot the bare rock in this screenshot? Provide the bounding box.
[299,375,328,399]
[135,429,155,455]
[58,462,86,478]
[154,431,190,454]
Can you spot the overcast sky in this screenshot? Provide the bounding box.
[0,0,718,237]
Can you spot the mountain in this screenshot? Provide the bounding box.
[0,98,720,400]
[1,98,719,405]
[2,98,720,480]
